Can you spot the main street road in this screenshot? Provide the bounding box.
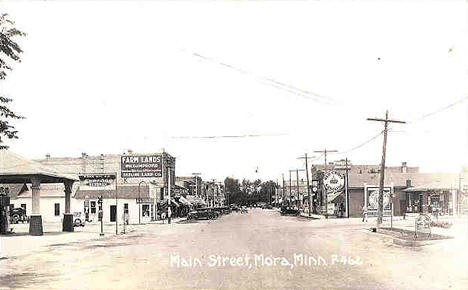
[1,209,467,289]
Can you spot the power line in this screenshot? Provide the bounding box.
[336,130,384,155]
[190,51,335,104]
[408,95,468,124]
[170,133,288,139]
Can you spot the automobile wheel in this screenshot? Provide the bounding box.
[74,219,82,227]
[11,214,20,224]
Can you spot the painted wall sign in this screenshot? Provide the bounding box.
[121,154,162,178]
[79,173,117,191]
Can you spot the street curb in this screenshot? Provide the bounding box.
[299,214,324,219]
[376,228,453,247]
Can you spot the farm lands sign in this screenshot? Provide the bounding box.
[121,154,162,178]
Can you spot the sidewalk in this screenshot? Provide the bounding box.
[0,217,188,259]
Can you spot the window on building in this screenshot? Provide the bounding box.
[54,203,60,216]
[142,204,149,217]
[90,201,96,214]
[124,203,128,214]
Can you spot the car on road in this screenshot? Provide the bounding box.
[187,208,217,220]
[73,212,86,227]
[9,207,29,224]
[230,205,240,212]
[280,206,300,216]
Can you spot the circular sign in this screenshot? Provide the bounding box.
[368,190,390,209]
[323,171,345,192]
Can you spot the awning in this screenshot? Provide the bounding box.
[185,195,206,206]
[162,198,180,207]
[178,196,192,206]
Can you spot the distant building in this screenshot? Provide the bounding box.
[280,162,468,217]
[33,150,177,223]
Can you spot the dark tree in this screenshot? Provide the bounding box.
[0,13,25,149]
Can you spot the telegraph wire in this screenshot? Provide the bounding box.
[190,52,335,104]
[336,130,384,155]
[407,95,468,124]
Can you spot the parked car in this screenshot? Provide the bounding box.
[73,212,86,227]
[280,206,300,216]
[187,208,217,220]
[9,207,29,224]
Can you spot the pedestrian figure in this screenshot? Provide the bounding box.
[362,205,368,222]
[339,203,345,218]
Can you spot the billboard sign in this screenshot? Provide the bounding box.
[365,185,393,216]
[121,154,162,178]
[79,173,117,191]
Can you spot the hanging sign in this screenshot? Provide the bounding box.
[323,171,345,192]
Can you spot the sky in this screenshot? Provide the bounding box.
[0,0,467,182]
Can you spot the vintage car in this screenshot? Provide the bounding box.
[230,205,241,212]
[280,206,300,216]
[9,207,29,224]
[187,208,217,220]
[73,212,86,227]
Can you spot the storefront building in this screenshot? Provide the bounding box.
[36,150,177,223]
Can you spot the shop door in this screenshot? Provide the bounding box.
[110,205,116,222]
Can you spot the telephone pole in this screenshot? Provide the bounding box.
[314,149,338,217]
[368,110,406,228]
[289,170,292,204]
[298,153,314,216]
[282,173,285,206]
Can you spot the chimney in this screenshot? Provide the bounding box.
[401,162,408,173]
[406,179,412,188]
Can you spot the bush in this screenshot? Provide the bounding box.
[430,221,452,229]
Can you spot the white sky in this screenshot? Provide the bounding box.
[0,1,467,181]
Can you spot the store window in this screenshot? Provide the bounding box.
[54,203,60,216]
[91,201,96,214]
[142,204,150,217]
[124,203,129,214]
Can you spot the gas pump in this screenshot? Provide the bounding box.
[0,187,11,234]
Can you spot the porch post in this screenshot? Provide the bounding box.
[29,177,43,236]
[423,192,429,214]
[63,180,74,232]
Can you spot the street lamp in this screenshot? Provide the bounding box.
[138,180,147,225]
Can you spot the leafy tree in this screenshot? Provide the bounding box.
[0,13,25,149]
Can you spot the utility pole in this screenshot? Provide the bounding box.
[314,149,338,218]
[368,110,406,228]
[289,170,292,205]
[298,154,314,216]
[192,173,201,198]
[282,174,285,206]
